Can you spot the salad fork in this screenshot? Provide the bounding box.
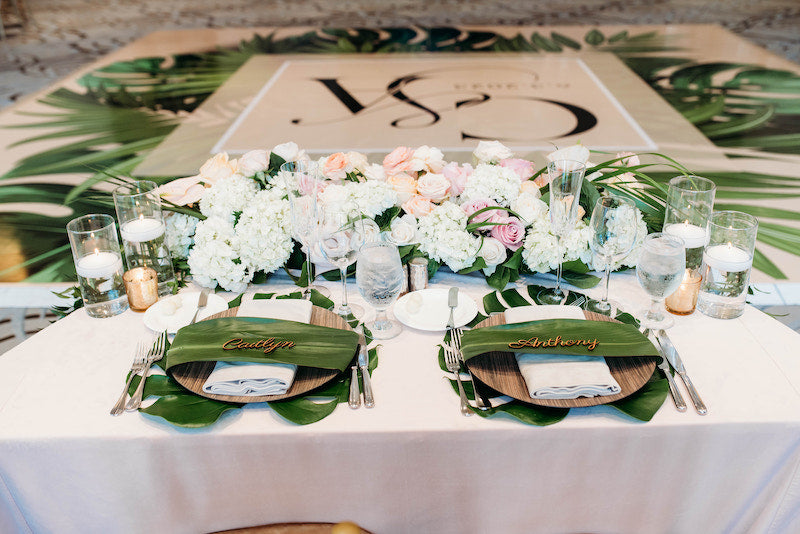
[110,342,147,416]
[126,331,167,411]
[444,344,472,416]
[451,328,490,410]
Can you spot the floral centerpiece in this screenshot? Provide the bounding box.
[157,140,670,292]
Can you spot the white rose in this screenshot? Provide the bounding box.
[362,163,386,181]
[388,214,418,245]
[199,153,237,184]
[236,149,269,177]
[479,237,507,275]
[510,193,549,226]
[272,142,305,163]
[416,172,450,202]
[410,145,445,173]
[361,218,382,243]
[473,140,513,164]
[346,151,369,173]
[546,143,590,165]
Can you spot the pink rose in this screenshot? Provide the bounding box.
[462,198,506,224]
[402,195,434,217]
[387,173,417,203]
[441,162,473,196]
[157,176,206,206]
[490,216,525,251]
[499,158,535,181]
[533,173,550,188]
[323,152,348,180]
[383,147,415,176]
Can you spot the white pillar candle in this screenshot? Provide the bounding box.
[76,251,123,279]
[120,218,165,243]
[664,222,708,249]
[704,244,752,272]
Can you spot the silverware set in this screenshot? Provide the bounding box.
[644,327,707,415]
[110,330,167,415]
[349,334,375,409]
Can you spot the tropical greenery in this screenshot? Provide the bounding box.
[2,26,800,283]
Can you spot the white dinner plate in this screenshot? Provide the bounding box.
[143,291,228,334]
[393,288,478,331]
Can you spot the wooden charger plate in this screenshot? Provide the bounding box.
[170,305,353,403]
[467,310,656,408]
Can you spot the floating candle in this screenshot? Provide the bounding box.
[120,217,165,243]
[703,243,752,272]
[664,222,708,249]
[76,251,123,279]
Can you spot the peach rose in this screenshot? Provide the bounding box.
[416,172,450,202]
[383,146,415,176]
[519,180,541,197]
[323,152,348,180]
[157,176,206,206]
[387,173,417,203]
[441,162,473,196]
[199,153,237,184]
[402,195,434,217]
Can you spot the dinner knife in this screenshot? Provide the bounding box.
[655,330,707,415]
[358,335,375,408]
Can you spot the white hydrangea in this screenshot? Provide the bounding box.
[199,174,259,221]
[588,202,648,270]
[319,181,398,218]
[522,216,592,274]
[416,201,481,271]
[235,191,293,274]
[460,163,521,207]
[188,215,251,292]
[164,213,199,259]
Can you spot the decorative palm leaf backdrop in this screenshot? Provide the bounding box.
[2,27,800,282]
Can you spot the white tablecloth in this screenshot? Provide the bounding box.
[1,272,800,533]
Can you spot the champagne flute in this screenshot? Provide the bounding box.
[538,159,586,305]
[587,196,638,315]
[356,241,404,339]
[636,233,685,329]
[282,161,330,299]
[319,205,365,319]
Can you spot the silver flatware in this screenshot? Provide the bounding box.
[358,335,374,408]
[643,328,686,412]
[126,330,167,411]
[189,288,211,325]
[443,344,471,416]
[110,342,147,416]
[348,364,361,409]
[656,329,707,415]
[446,286,458,329]
[451,328,490,411]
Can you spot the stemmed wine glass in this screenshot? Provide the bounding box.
[587,196,638,315]
[636,233,686,329]
[282,161,330,299]
[356,241,405,339]
[538,159,587,305]
[319,205,365,319]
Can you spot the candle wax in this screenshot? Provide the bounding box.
[120,218,165,243]
[704,244,752,272]
[664,222,708,249]
[76,251,123,279]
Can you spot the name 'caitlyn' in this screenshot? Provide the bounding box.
[222,338,295,354]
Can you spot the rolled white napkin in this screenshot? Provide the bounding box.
[202,297,312,396]
[506,305,621,400]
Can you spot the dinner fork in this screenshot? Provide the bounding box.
[444,344,472,416]
[110,343,147,416]
[451,328,490,410]
[126,331,167,411]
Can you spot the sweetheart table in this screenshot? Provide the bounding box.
[1,272,800,533]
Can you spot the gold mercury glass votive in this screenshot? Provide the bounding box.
[665,268,702,315]
[123,266,159,311]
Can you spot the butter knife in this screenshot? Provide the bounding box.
[358,335,375,408]
[446,286,458,329]
[655,329,707,415]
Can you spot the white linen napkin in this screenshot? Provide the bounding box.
[506,306,621,400]
[202,298,312,396]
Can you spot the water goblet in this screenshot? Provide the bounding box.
[319,205,365,319]
[282,161,330,299]
[587,196,639,315]
[538,159,587,305]
[356,241,405,339]
[636,233,686,329]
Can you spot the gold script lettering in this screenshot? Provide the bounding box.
[222,338,296,354]
[507,336,598,351]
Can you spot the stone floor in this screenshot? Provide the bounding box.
[0,0,799,108]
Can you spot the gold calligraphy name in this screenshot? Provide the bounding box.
[222,338,295,354]
[508,335,598,351]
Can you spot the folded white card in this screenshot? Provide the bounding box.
[202,296,312,396]
[506,305,621,400]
